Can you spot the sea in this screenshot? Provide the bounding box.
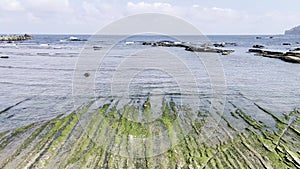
[0,34,300,132]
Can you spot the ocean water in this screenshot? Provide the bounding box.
[0,34,300,132]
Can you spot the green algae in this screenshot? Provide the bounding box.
[217,112,236,131]
[0,100,299,169]
[236,109,263,130]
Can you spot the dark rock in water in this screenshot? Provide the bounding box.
[248,49,264,54]
[68,36,87,42]
[249,49,285,56]
[281,56,300,63]
[213,43,225,47]
[282,43,291,46]
[263,50,285,56]
[93,46,102,50]
[152,41,188,48]
[248,48,300,64]
[152,41,178,47]
[142,42,152,45]
[186,46,234,55]
[24,34,31,38]
[290,48,300,51]
[285,25,300,35]
[141,40,234,55]
[225,42,238,46]
[0,56,9,59]
[84,72,90,77]
[285,52,300,57]
[214,42,238,47]
[6,114,14,119]
[253,45,265,49]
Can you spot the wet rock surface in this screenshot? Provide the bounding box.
[0,99,299,168]
[253,45,265,49]
[248,48,300,64]
[142,41,235,55]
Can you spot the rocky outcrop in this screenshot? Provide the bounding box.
[185,46,234,55]
[248,48,300,63]
[142,41,235,55]
[0,34,32,41]
[0,100,299,168]
[285,25,300,35]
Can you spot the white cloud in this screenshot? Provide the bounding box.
[23,0,71,13]
[127,2,172,10]
[126,2,243,22]
[0,0,24,11]
[0,0,299,34]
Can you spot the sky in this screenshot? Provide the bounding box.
[0,0,300,35]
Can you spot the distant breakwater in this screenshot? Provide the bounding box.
[0,34,32,41]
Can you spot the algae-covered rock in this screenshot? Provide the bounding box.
[0,100,299,168]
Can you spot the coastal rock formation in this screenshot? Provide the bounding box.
[142,41,235,55]
[285,25,300,35]
[213,42,237,47]
[248,48,300,63]
[185,46,234,55]
[0,34,32,41]
[0,99,299,168]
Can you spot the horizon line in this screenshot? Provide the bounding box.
[0,33,285,36]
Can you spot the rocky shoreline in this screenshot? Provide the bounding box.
[0,34,32,41]
[0,99,299,168]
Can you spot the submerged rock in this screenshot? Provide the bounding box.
[213,43,225,47]
[93,46,102,50]
[253,45,265,49]
[142,42,152,45]
[282,43,291,46]
[248,49,264,54]
[225,42,238,46]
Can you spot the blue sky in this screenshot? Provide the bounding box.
[0,0,299,34]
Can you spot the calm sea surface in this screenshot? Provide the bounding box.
[1,34,300,132]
